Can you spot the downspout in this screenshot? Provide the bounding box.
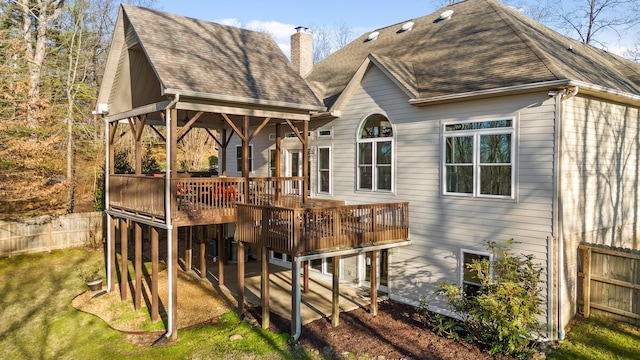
[104,114,112,292]
[156,94,179,344]
[556,86,578,341]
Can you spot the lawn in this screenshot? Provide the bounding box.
[0,248,312,359]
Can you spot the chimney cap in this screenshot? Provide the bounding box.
[295,26,309,33]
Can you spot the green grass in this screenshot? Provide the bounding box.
[0,248,315,359]
[548,316,640,360]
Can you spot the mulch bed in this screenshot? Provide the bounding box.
[246,300,514,360]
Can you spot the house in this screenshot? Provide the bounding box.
[97,0,640,342]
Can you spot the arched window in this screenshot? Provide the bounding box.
[357,114,394,191]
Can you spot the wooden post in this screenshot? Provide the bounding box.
[584,247,592,317]
[109,214,116,292]
[261,245,270,329]
[302,120,309,204]
[120,219,128,301]
[218,224,225,287]
[303,261,309,293]
[185,226,192,271]
[332,255,340,327]
[221,129,227,176]
[151,226,159,322]
[134,222,142,310]
[275,123,281,201]
[370,251,378,317]
[169,225,179,340]
[237,241,245,316]
[242,116,250,204]
[200,225,207,279]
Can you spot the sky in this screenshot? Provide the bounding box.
[153,0,637,58]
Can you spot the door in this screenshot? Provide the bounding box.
[364,249,389,291]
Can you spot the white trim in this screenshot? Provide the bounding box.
[356,113,395,192]
[460,248,493,295]
[317,128,333,139]
[441,117,516,199]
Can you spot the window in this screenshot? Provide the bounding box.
[318,146,331,193]
[236,145,253,172]
[357,114,393,191]
[443,119,514,198]
[269,149,277,177]
[461,250,491,297]
[317,128,332,138]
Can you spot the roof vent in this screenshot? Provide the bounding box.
[399,21,414,32]
[438,10,454,21]
[366,31,380,42]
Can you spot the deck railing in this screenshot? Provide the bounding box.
[108,175,306,220]
[235,202,409,256]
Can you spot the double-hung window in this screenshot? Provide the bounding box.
[317,146,331,194]
[236,145,253,173]
[443,119,514,198]
[357,114,394,191]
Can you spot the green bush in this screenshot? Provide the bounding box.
[434,240,544,359]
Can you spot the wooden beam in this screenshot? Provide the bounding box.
[136,114,147,142]
[134,117,142,176]
[584,246,591,317]
[221,113,246,142]
[109,122,119,145]
[176,111,204,140]
[242,115,250,202]
[148,125,166,142]
[248,117,271,141]
[275,124,282,200]
[261,245,270,329]
[151,226,159,322]
[205,128,223,148]
[108,214,116,292]
[303,261,309,293]
[221,129,228,176]
[134,222,142,310]
[237,242,245,316]
[302,120,309,203]
[177,101,311,121]
[332,256,340,327]
[370,251,378,316]
[177,126,194,143]
[106,99,171,123]
[284,119,305,143]
[120,219,128,301]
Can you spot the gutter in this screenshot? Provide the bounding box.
[408,79,638,107]
[163,88,326,112]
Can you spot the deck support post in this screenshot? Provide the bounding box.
[218,224,225,287]
[120,218,128,301]
[370,251,378,317]
[185,226,192,271]
[200,225,207,279]
[332,255,340,327]
[169,225,179,340]
[134,222,142,310]
[301,120,309,204]
[261,245,270,329]
[151,226,159,322]
[275,123,282,201]
[291,256,302,338]
[237,241,245,316]
[108,214,116,292]
[303,261,309,293]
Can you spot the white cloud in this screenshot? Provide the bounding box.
[245,20,297,39]
[216,18,242,28]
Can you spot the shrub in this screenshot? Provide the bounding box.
[434,240,544,359]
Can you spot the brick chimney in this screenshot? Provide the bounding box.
[291,26,313,77]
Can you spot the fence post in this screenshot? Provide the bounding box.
[584,246,591,317]
[8,222,12,258]
[48,220,52,253]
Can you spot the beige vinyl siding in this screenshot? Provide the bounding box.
[311,66,556,313]
[560,95,640,329]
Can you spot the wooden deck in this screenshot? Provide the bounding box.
[235,202,409,256]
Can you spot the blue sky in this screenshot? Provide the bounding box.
[154,0,636,57]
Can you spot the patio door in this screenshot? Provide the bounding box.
[363,250,389,292]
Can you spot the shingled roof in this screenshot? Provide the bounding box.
[103,5,322,110]
[306,0,640,108]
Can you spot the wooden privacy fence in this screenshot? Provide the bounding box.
[578,244,640,325]
[0,212,103,257]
